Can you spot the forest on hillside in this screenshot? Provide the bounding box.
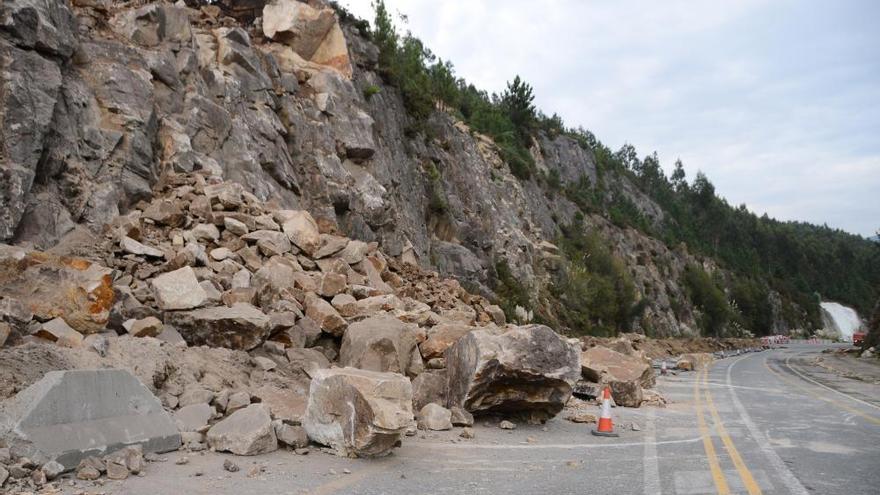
[336,1,880,337]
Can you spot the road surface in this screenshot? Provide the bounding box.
[62,344,880,494]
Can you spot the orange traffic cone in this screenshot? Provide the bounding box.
[592,386,619,437]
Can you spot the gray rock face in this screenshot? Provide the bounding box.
[303,367,412,458]
[206,404,277,456]
[0,369,180,470]
[445,325,580,422]
[0,0,719,337]
[339,315,423,378]
[166,303,270,351]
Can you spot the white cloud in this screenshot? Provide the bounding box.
[342,0,880,236]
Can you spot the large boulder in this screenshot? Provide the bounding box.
[303,367,412,458]
[206,404,277,456]
[0,246,114,334]
[339,315,423,378]
[581,346,655,407]
[165,303,270,350]
[445,325,580,422]
[261,0,352,77]
[0,369,180,470]
[411,370,447,411]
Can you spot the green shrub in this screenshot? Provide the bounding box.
[363,85,381,100]
[682,264,731,337]
[493,260,532,323]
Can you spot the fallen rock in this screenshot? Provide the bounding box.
[499,420,516,430]
[419,323,473,359]
[166,303,269,350]
[206,404,277,456]
[34,318,83,348]
[445,325,580,422]
[303,367,412,457]
[304,293,347,336]
[450,406,474,427]
[278,210,321,256]
[0,369,180,470]
[580,346,654,407]
[251,385,307,423]
[173,404,214,433]
[459,427,475,439]
[417,403,452,431]
[150,266,207,311]
[411,370,447,412]
[286,347,331,377]
[339,315,423,377]
[274,423,308,449]
[126,316,164,338]
[676,353,714,371]
[0,247,114,334]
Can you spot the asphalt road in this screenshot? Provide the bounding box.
[59,344,880,494]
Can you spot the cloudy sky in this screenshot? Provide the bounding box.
[344,0,880,237]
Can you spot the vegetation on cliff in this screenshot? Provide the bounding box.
[360,1,880,337]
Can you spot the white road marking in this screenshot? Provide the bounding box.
[643,407,662,495]
[727,353,809,495]
[418,436,703,450]
[784,354,880,411]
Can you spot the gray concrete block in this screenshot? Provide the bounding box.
[0,369,181,470]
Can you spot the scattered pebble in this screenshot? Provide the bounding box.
[499,420,516,430]
[223,459,239,473]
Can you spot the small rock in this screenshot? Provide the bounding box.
[328,468,338,475]
[34,317,84,348]
[343,468,352,474]
[175,457,189,465]
[274,423,309,449]
[417,403,452,431]
[526,436,538,443]
[127,316,164,337]
[631,423,642,432]
[253,356,277,371]
[459,427,475,439]
[76,466,101,481]
[105,459,129,480]
[41,460,65,481]
[294,448,309,455]
[31,467,47,485]
[223,459,239,473]
[225,391,251,413]
[499,420,516,430]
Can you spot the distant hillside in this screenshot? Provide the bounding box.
[354,1,880,335]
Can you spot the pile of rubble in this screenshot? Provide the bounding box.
[0,172,586,490]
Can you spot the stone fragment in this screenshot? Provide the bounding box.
[0,370,180,470]
[286,348,330,377]
[446,325,580,422]
[224,216,249,236]
[166,303,269,350]
[304,293,347,336]
[225,391,251,414]
[303,368,413,458]
[339,315,423,377]
[313,235,349,259]
[252,386,307,424]
[254,356,277,371]
[121,236,164,258]
[459,427,475,439]
[339,240,369,265]
[151,266,207,311]
[676,353,714,371]
[206,404,277,456]
[411,370,447,412]
[142,200,184,227]
[419,323,473,359]
[485,305,506,325]
[105,458,129,480]
[76,465,100,481]
[450,406,474,427]
[34,318,83,348]
[499,420,516,430]
[0,322,10,347]
[417,403,452,431]
[191,223,220,242]
[223,458,240,472]
[317,272,347,297]
[126,316,164,338]
[40,460,64,480]
[277,210,321,256]
[174,404,215,433]
[178,386,214,408]
[330,293,358,317]
[241,230,291,255]
[274,423,308,449]
[210,247,234,261]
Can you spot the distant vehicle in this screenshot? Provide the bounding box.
[852,332,866,345]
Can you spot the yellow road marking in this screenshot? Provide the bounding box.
[763,356,880,426]
[694,367,731,494]
[703,369,763,494]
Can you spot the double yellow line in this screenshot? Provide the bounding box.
[693,366,762,494]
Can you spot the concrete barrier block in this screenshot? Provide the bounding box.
[0,369,181,470]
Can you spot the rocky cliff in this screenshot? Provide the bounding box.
[0,0,764,337]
